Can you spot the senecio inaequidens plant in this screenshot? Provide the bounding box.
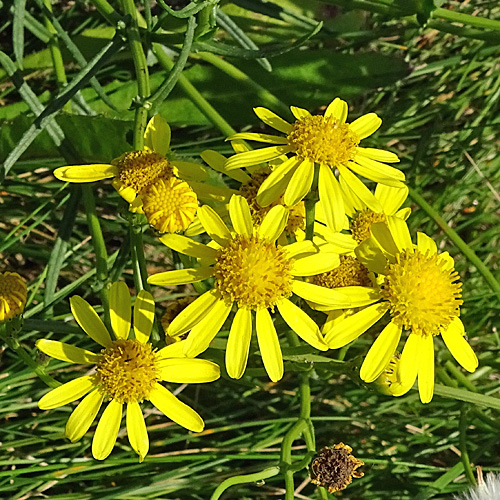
[3,98,481,497]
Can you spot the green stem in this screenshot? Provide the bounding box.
[81,186,109,321]
[153,44,236,137]
[408,187,500,302]
[210,466,280,500]
[432,7,500,33]
[88,0,122,25]
[129,219,149,293]
[445,360,477,393]
[459,405,476,485]
[304,165,319,241]
[121,0,151,149]
[42,0,67,91]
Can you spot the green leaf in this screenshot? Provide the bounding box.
[434,384,500,410]
[13,0,27,69]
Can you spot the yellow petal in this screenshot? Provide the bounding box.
[147,267,214,286]
[370,221,399,258]
[355,238,388,275]
[65,389,104,442]
[349,112,381,140]
[160,233,218,260]
[416,232,437,256]
[36,339,100,364]
[387,217,413,253]
[227,132,288,144]
[254,107,293,133]
[418,334,435,404]
[375,183,408,215]
[224,146,291,171]
[256,308,283,382]
[292,280,351,309]
[290,106,310,119]
[156,339,188,359]
[318,164,345,232]
[284,240,316,259]
[360,322,402,383]
[325,97,348,123]
[126,401,149,462]
[38,375,95,410]
[134,290,155,344]
[356,147,400,163]
[283,159,314,206]
[144,114,170,156]
[159,358,220,383]
[338,164,383,213]
[172,160,209,182]
[53,164,117,183]
[277,298,328,351]
[149,383,204,432]
[229,195,253,237]
[292,252,339,276]
[92,400,122,460]
[201,150,250,183]
[70,295,112,347]
[339,286,381,307]
[109,281,131,340]
[349,156,405,186]
[226,307,252,379]
[258,204,289,241]
[391,333,419,397]
[324,302,389,348]
[197,205,232,246]
[441,318,478,373]
[256,156,301,207]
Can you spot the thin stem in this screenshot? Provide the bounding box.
[121,0,151,149]
[459,405,476,485]
[129,219,149,293]
[432,7,500,33]
[88,0,122,25]
[408,187,500,302]
[153,44,236,137]
[445,360,477,393]
[42,0,67,90]
[304,165,320,241]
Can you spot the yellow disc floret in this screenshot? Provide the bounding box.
[312,256,372,289]
[141,176,198,233]
[214,235,294,310]
[287,115,359,166]
[96,339,159,403]
[112,151,172,193]
[350,210,387,243]
[382,249,463,336]
[0,272,27,322]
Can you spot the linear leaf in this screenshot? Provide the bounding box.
[13,0,27,69]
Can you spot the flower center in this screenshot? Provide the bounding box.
[382,249,463,336]
[240,169,305,234]
[287,115,359,166]
[0,272,27,322]
[311,255,372,288]
[214,235,294,310]
[141,176,198,233]
[350,210,387,243]
[96,339,159,404]
[112,151,173,194]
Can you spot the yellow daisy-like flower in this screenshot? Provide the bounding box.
[0,272,27,322]
[324,218,478,403]
[36,282,219,461]
[224,98,404,232]
[148,195,372,382]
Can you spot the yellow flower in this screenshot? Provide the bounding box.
[324,218,478,403]
[36,282,220,461]
[224,98,404,232]
[0,272,27,322]
[148,195,372,382]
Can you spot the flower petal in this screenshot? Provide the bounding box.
[370,221,399,258]
[226,307,252,379]
[173,160,209,182]
[355,238,388,275]
[229,195,253,237]
[391,333,420,397]
[258,205,289,241]
[360,322,402,383]
[418,334,435,404]
[227,132,288,144]
[70,296,112,347]
[416,232,437,256]
[349,113,381,139]
[387,217,413,253]
[134,290,155,344]
[283,159,314,206]
[38,375,95,410]
[349,156,405,186]
[318,164,345,232]
[375,183,408,215]
[149,383,204,432]
[292,252,339,276]
[65,389,104,442]
[197,205,232,246]
[441,318,478,373]
[53,164,117,183]
[256,156,302,207]
[109,282,131,340]
[292,280,351,309]
[147,267,214,286]
[325,97,348,123]
[356,147,400,163]
[338,286,381,307]
[183,298,232,357]
[254,107,293,133]
[277,298,327,351]
[160,233,218,260]
[338,164,383,213]
[158,358,220,383]
[224,146,292,171]
[92,400,122,460]
[167,290,219,337]
[36,339,100,364]
[126,401,149,462]
[256,308,283,382]
[144,114,170,156]
[156,339,188,359]
[290,106,310,119]
[324,302,389,348]
[201,150,250,183]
